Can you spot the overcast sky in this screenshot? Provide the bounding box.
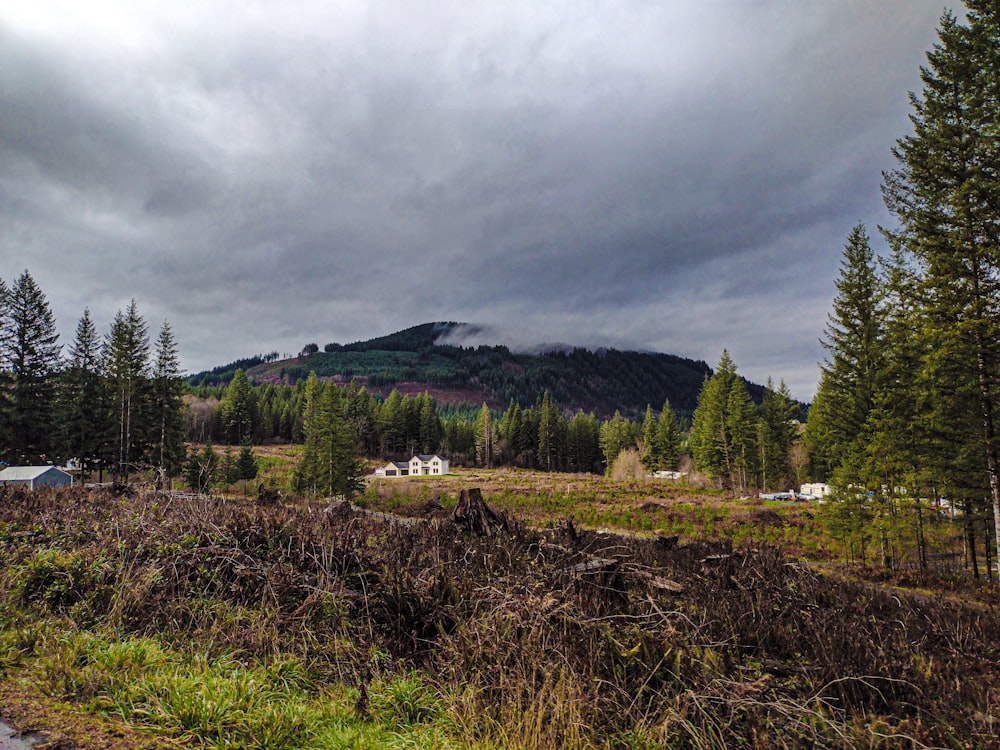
[1,1,957,400]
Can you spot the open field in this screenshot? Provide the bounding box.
[1,479,998,749]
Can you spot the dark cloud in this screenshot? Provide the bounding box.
[0,2,954,400]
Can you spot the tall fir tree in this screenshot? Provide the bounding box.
[475,403,493,467]
[3,271,61,464]
[104,299,150,481]
[151,321,187,484]
[537,391,565,471]
[882,4,1000,572]
[640,405,659,472]
[758,379,798,492]
[0,277,12,458]
[656,400,682,472]
[221,368,258,444]
[804,225,886,485]
[690,350,744,489]
[294,375,364,498]
[56,309,111,475]
[418,393,442,454]
[566,411,600,473]
[294,373,324,493]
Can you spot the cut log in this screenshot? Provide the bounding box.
[566,557,618,574]
[648,576,685,594]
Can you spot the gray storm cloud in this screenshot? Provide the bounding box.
[0,1,954,399]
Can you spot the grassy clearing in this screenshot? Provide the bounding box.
[1,483,997,748]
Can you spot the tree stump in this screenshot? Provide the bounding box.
[256,483,281,506]
[452,488,505,536]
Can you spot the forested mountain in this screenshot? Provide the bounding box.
[190,322,764,420]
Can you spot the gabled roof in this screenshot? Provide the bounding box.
[0,466,71,481]
[413,454,445,462]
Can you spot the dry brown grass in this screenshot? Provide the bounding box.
[1,484,998,748]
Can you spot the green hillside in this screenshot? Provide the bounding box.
[190,322,748,419]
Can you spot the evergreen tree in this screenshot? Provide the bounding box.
[537,391,565,471]
[758,380,798,491]
[475,403,493,467]
[378,389,405,456]
[640,404,659,472]
[882,4,1000,570]
[0,278,9,454]
[151,321,186,484]
[235,438,259,496]
[57,309,111,475]
[294,373,324,493]
[566,411,600,473]
[221,368,258,444]
[656,400,682,472]
[418,393,442,454]
[599,410,639,473]
[295,375,364,497]
[105,300,151,482]
[3,271,61,463]
[690,351,740,488]
[804,225,886,484]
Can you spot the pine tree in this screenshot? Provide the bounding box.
[294,373,324,493]
[57,309,111,476]
[3,271,61,464]
[236,438,259,496]
[656,400,681,472]
[882,4,1000,571]
[221,368,258,444]
[804,225,886,484]
[151,321,186,485]
[537,391,565,471]
[725,378,758,493]
[758,379,798,491]
[295,376,364,498]
[475,403,493,467]
[0,278,9,454]
[378,389,405,456]
[105,300,151,482]
[418,393,442,454]
[690,351,739,488]
[566,411,600,473]
[640,404,659,472]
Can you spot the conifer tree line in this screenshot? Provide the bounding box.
[197,363,804,489]
[688,353,801,494]
[0,271,186,484]
[191,373,690,477]
[805,4,1000,575]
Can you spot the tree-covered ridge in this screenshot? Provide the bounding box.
[191,322,737,420]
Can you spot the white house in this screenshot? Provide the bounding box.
[0,466,73,491]
[409,454,449,476]
[374,461,411,477]
[374,455,450,478]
